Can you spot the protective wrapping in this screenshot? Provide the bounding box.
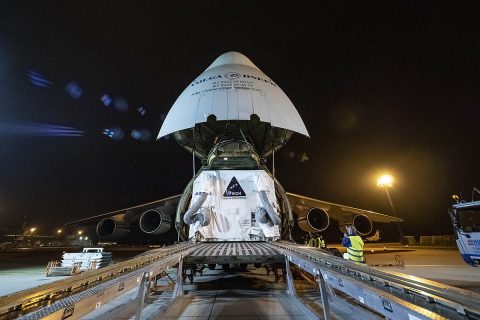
[188,170,280,241]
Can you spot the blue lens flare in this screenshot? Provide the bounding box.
[137,107,146,116]
[27,70,53,88]
[113,98,129,112]
[130,129,152,142]
[101,94,112,107]
[65,81,83,99]
[102,127,124,141]
[0,121,84,137]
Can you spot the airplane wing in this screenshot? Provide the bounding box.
[286,192,403,223]
[65,194,182,226]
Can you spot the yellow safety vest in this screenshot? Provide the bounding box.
[347,236,364,262]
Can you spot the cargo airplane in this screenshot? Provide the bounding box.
[67,52,402,243]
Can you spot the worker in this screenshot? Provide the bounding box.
[342,226,365,263]
[314,235,320,248]
[318,235,326,249]
[308,234,314,247]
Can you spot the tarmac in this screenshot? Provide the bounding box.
[335,242,480,293]
[0,266,69,297]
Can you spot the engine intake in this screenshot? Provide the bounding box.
[352,214,373,235]
[297,208,330,232]
[96,218,130,239]
[139,208,172,234]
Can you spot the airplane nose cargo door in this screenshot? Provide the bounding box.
[187,170,280,242]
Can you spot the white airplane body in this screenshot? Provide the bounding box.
[68,52,402,242]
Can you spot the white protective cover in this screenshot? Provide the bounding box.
[158,51,309,138]
[189,170,280,241]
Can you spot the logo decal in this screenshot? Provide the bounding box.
[223,177,246,197]
[224,72,241,80]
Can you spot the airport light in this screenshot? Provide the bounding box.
[377,174,405,243]
[377,174,393,188]
[57,229,62,234]
[77,230,83,235]
[30,227,36,233]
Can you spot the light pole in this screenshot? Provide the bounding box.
[377,175,405,243]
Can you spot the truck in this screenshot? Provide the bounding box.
[449,193,480,266]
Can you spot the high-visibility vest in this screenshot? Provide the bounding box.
[320,239,326,248]
[346,236,364,262]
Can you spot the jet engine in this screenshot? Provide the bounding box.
[297,208,330,233]
[352,214,373,235]
[96,217,130,239]
[339,214,373,236]
[139,207,173,235]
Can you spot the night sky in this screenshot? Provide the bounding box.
[0,1,479,238]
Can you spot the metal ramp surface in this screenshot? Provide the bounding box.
[184,242,284,265]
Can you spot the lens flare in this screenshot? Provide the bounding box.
[113,98,129,112]
[131,129,152,142]
[102,127,124,141]
[0,121,84,137]
[27,70,53,88]
[65,81,83,99]
[101,94,112,107]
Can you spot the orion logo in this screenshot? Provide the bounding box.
[223,177,246,197]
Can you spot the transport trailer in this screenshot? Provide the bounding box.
[449,198,480,266]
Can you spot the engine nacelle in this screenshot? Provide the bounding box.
[139,208,172,235]
[297,208,330,233]
[339,214,373,236]
[353,214,373,235]
[96,217,130,239]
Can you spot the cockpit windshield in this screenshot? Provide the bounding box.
[458,209,480,232]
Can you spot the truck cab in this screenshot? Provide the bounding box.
[449,200,480,266]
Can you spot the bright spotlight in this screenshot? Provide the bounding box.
[377,174,393,188]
